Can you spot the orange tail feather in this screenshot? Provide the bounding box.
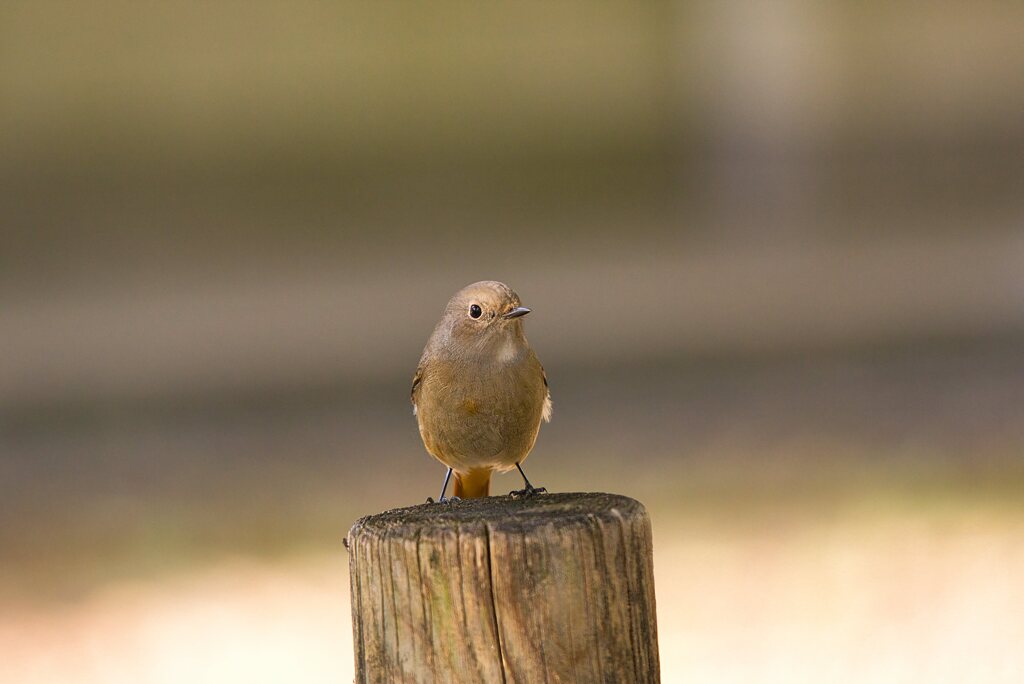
[453,469,491,498]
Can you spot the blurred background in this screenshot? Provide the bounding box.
[2,1,1023,681]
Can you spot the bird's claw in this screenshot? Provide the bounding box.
[428,496,461,504]
[509,485,546,500]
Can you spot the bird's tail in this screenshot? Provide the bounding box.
[453,469,491,499]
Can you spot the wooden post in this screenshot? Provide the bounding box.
[346,492,660,683]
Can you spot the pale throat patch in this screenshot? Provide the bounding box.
[496,338,519,363]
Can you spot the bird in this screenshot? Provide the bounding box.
[411,281,551,500]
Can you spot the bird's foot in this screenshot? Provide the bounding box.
[509,485,546,499]
[426,496,461,504]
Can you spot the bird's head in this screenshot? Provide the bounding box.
[437,280,531,355]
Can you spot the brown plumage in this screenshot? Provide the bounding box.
[412,281,551,500]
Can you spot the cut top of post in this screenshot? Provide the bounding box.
[348,491,648,542]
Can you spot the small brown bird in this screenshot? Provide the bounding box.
[412,281,551,500]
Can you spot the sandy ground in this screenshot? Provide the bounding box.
[3,509,1022,684]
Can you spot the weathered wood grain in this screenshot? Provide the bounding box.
[347,492,660,683]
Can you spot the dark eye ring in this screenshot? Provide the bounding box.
[469,304,482,319]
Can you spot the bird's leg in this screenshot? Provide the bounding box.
[509,462,546,498]
[427,467,461,504]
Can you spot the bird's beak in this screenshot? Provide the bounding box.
[502,306,531,319]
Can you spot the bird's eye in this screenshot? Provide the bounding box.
[469,304,482,319]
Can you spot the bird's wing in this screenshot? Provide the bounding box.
[411,366,423,415]
[540,364,552,422]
